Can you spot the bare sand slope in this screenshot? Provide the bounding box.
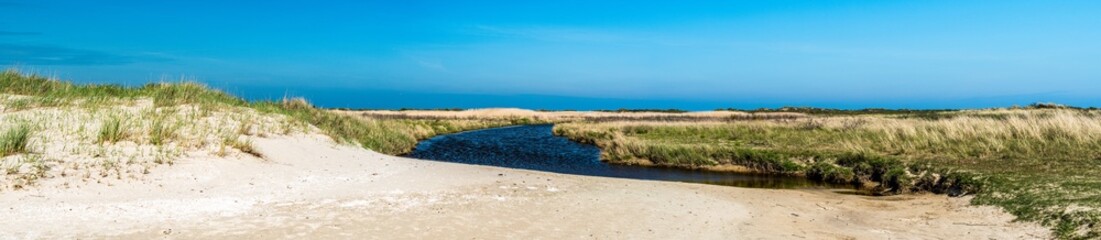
[0,135,1047,239]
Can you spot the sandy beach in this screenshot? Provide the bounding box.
[6,1,1101,238]
[0,134,1048,239]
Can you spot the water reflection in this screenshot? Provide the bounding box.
[408,124,853,190]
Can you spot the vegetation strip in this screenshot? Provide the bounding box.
[0,70,521,155]
[554,111,1101,239]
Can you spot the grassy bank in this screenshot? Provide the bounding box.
[554,110,1101,238]
[0,70,535,190]
[0,70,528,156]
[2,70,297,189]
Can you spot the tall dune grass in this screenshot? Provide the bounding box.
[96,116,128,144]
[558,109,1101,165]
[0,124,30,157]
[1,69,522,155]
[555,109,1101,238]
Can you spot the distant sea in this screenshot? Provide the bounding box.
[221,85,1091,111]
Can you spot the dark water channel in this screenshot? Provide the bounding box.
[408,124,855,190]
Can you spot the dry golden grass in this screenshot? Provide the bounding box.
[554,108,1101,238]
[557,108,1101,160]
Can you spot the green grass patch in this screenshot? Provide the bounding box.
[97,116,128,144]
[0,124,31,156]
[148,117,175,146]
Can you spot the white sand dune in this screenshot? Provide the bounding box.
[0,134,1047,239]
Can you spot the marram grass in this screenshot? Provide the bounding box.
[1,69,521,155]
[555,110,1101,239]
[0,124,31,157]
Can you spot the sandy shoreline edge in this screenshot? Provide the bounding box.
[0,134,1048,239]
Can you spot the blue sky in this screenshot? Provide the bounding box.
[2,1,1099,110]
